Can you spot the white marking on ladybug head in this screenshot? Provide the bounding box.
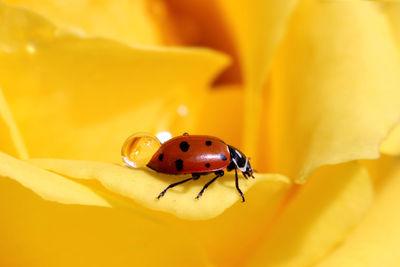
[239,158,248,172]
[232,157,248,172]
[235,150,242,158]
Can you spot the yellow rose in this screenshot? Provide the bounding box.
[1,0,400,266]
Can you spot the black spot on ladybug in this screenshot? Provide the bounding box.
[205,163,210,168]
[179,141,190,152]
[220,154,227,161]
[205,141,212,146]
[158,153,164,161]
[175,159,184,171]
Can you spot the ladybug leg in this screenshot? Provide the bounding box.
[195,170,224,199]
[235,168,245,202]
[157,174,200,199]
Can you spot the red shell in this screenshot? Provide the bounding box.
[147,134,231,174]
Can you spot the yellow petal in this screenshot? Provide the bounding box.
[216,0,299,156]
[0,1,230,162]
[265,0,400,182]
[4,0,161,45]
[149,0,243,83]
[386,1,400,47]
[28,158,290,220]
[161,174,291,266]
[0,152,109,207]
[217,0,298,86]
[192,85,244,147]
[382,3,400,157]
[316,156,400,267]
[381,124,400,156]
[247,162,373,267]
[0,177,210,266]
[0,88,27,158]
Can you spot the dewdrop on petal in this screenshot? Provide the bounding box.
[122,133,161,168]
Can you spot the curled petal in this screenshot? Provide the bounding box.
[217,0,299,156]
[317,156,400,267]
[0,176,210,266]
[265,0,400,182]
[163,173,292,266]
[0,1,230,161]
[248,162,374,267]
[0,152,110,207]
[4,0,161,45]
[28,158,290,220]
[369,1,400,157]
[381,123,400,156]
[0,88,27,158]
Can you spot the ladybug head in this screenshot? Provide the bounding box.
[243,161,254,179]
[227,145,255,178]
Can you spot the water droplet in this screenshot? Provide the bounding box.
[156,131,172,143]
[121,133,161,168]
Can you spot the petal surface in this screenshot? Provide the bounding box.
[193,85,244,148]
[317,156,400,267]
[4,0,161,45]
[149,0,242,83]
[381,124,400,156]
[28,158,290,220]
[0,152,109,206]
[0,88,27,158]
[0,1,229,162]
[161,176,291,266]
[382,3,400,156]
[216,0,299,156]
[248,162,373,267]
[265,0,400,181]
[0,177,209,267]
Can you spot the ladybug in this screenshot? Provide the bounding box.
[147,133,254,202]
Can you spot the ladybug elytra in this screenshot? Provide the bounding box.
[147,133,254,202]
